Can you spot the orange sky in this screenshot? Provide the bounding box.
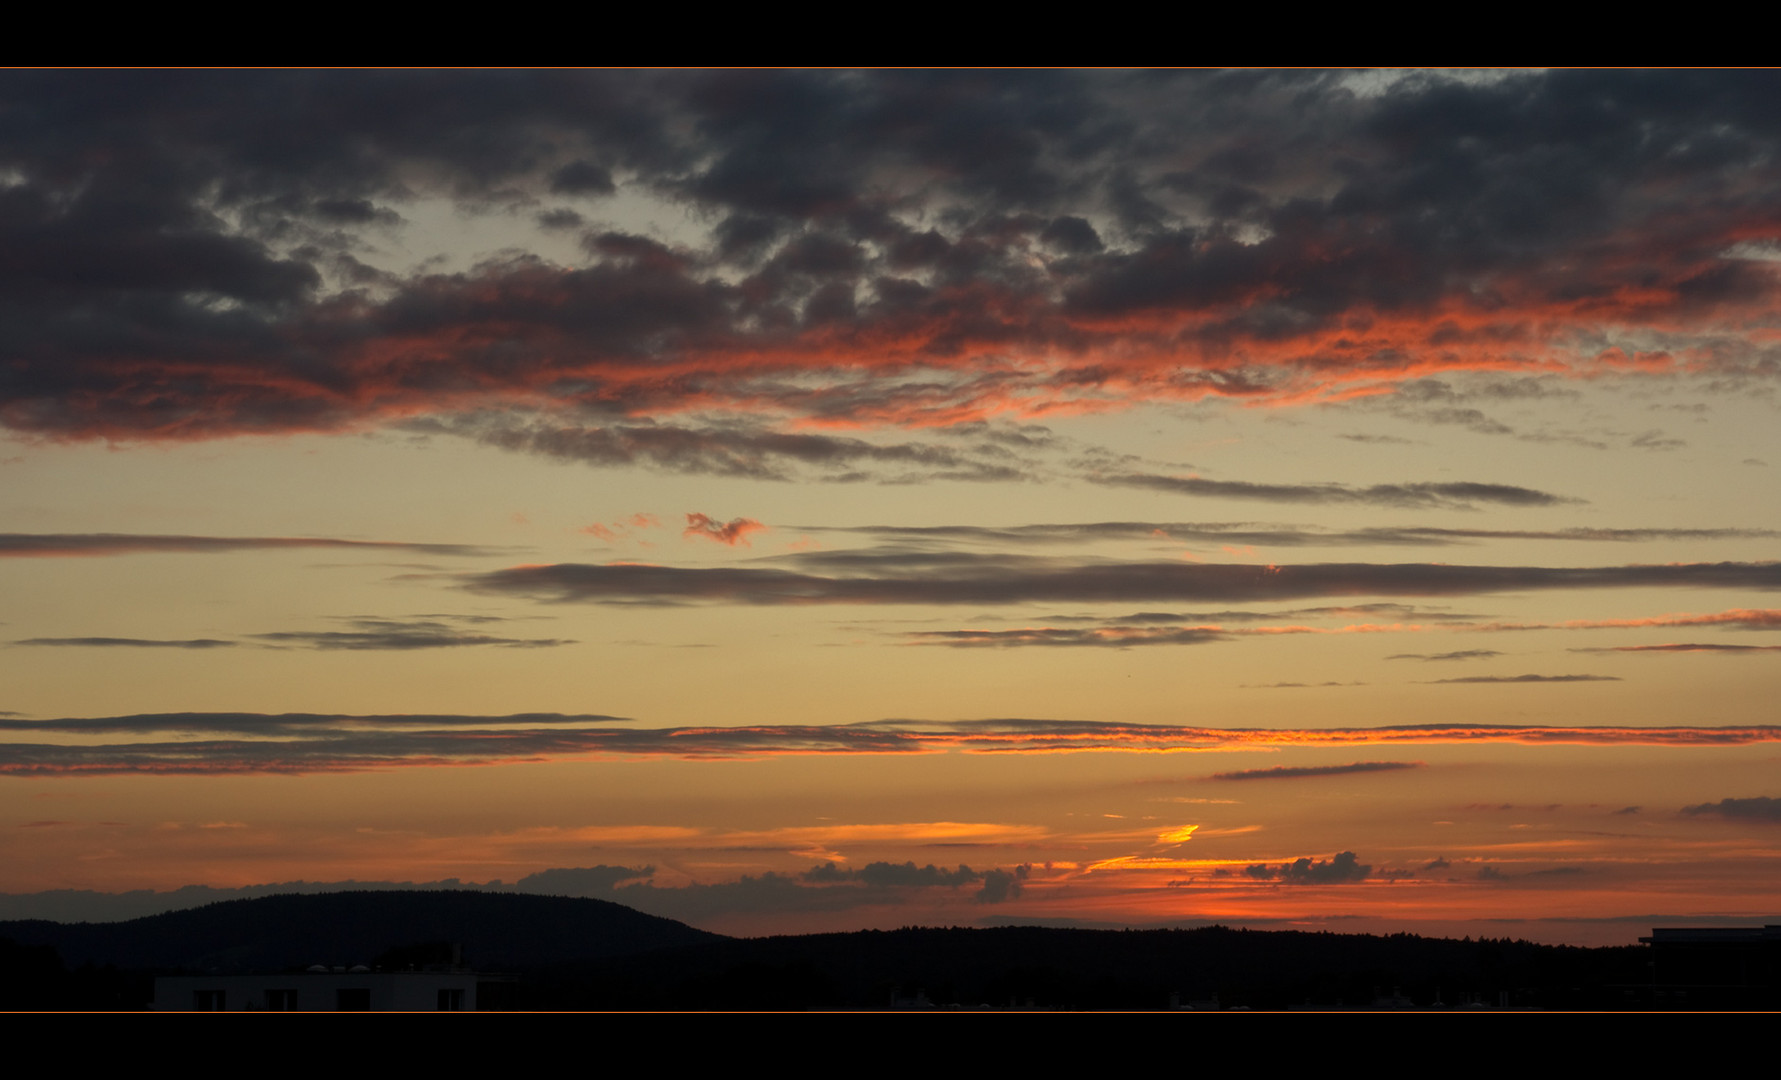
[2,70,1779,943]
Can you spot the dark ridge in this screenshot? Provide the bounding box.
[0,891,1753,1009]
[537,924,1662,1011]
[0,890,722,973]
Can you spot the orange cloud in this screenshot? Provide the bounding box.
[4,715,1778,776]
[683,513,767,547]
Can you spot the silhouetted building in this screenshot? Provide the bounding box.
[154,967,511,1011]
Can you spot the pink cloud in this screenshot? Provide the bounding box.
[683,513,767,547]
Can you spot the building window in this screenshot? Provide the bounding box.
[193,989,225,1011]
[336,988,371,1011]
[265,989,298,1011]
[437,988,465,1011]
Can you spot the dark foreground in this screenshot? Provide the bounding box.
[2,890,1773,1010]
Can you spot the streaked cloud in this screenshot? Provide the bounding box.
[1574,643,1781,654]
[420,413,1035,484]
[1096,474,1579,509]
[14,637,238,649]
[1470,608,1781,633]
[1211,762,1423,781]
[0,534,495,558]
[2,714,1774,776]
[909,626,1232,649]
[249,616,574,651]
[13,617,573,652]
[466,556,1781,607]
[799,521,1779,549]
[1429,674,1621,684]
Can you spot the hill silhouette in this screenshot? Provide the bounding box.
[534,924,1657,1010]
[5,891,1749,1009]
[0,890,722,974]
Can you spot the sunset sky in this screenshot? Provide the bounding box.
[3,70,1779,943]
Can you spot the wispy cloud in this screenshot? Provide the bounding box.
[14,616,573,652]
[420,414,1035,484]
[0,534,496,558]
[1429,674,1621,684]
[466,557,1781,607]
[14,637,237,649]
[1574,643,1781,654]
[800,521,1779,549]
[1211,762,1423,781]
[250,617,574,651]
[1096,474,1579,510]
[1,715,1773,775]
[1469,608,1781,633]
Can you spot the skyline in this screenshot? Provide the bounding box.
[3,70,1779,943]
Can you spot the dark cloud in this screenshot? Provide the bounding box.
[1243,851,1371,884]
[513,865,654,895]
[5,714,1771,775]
[14,617,572,652]
[418,414,1030,483]
[548,160,616,196]
[600,873,885,920]
[1576,643,1781,654]
[0,534,494,558]
[534,208,585,231]
[848,861,982,888]
[1340,434,1417,445]
[465,556,1781,608]
[1630,430,1687,451]
[0,712,630,736]
[1680,796,1781,822]
[249,617,574,651]
[2,71,1779,440]
[1210,761,1422,781]
[975,864,1030,904]
[909,626,1230,649]
[1430,674,1621,684]
[1485,609,1781,634]
[1087,603,1481,624]
[801,521,1779,549]
[596,862,1037,921]
[1387,650,1504,661]
[1096,474,1578,510]
[14,637,236,649]
[1039,216,1103,254]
